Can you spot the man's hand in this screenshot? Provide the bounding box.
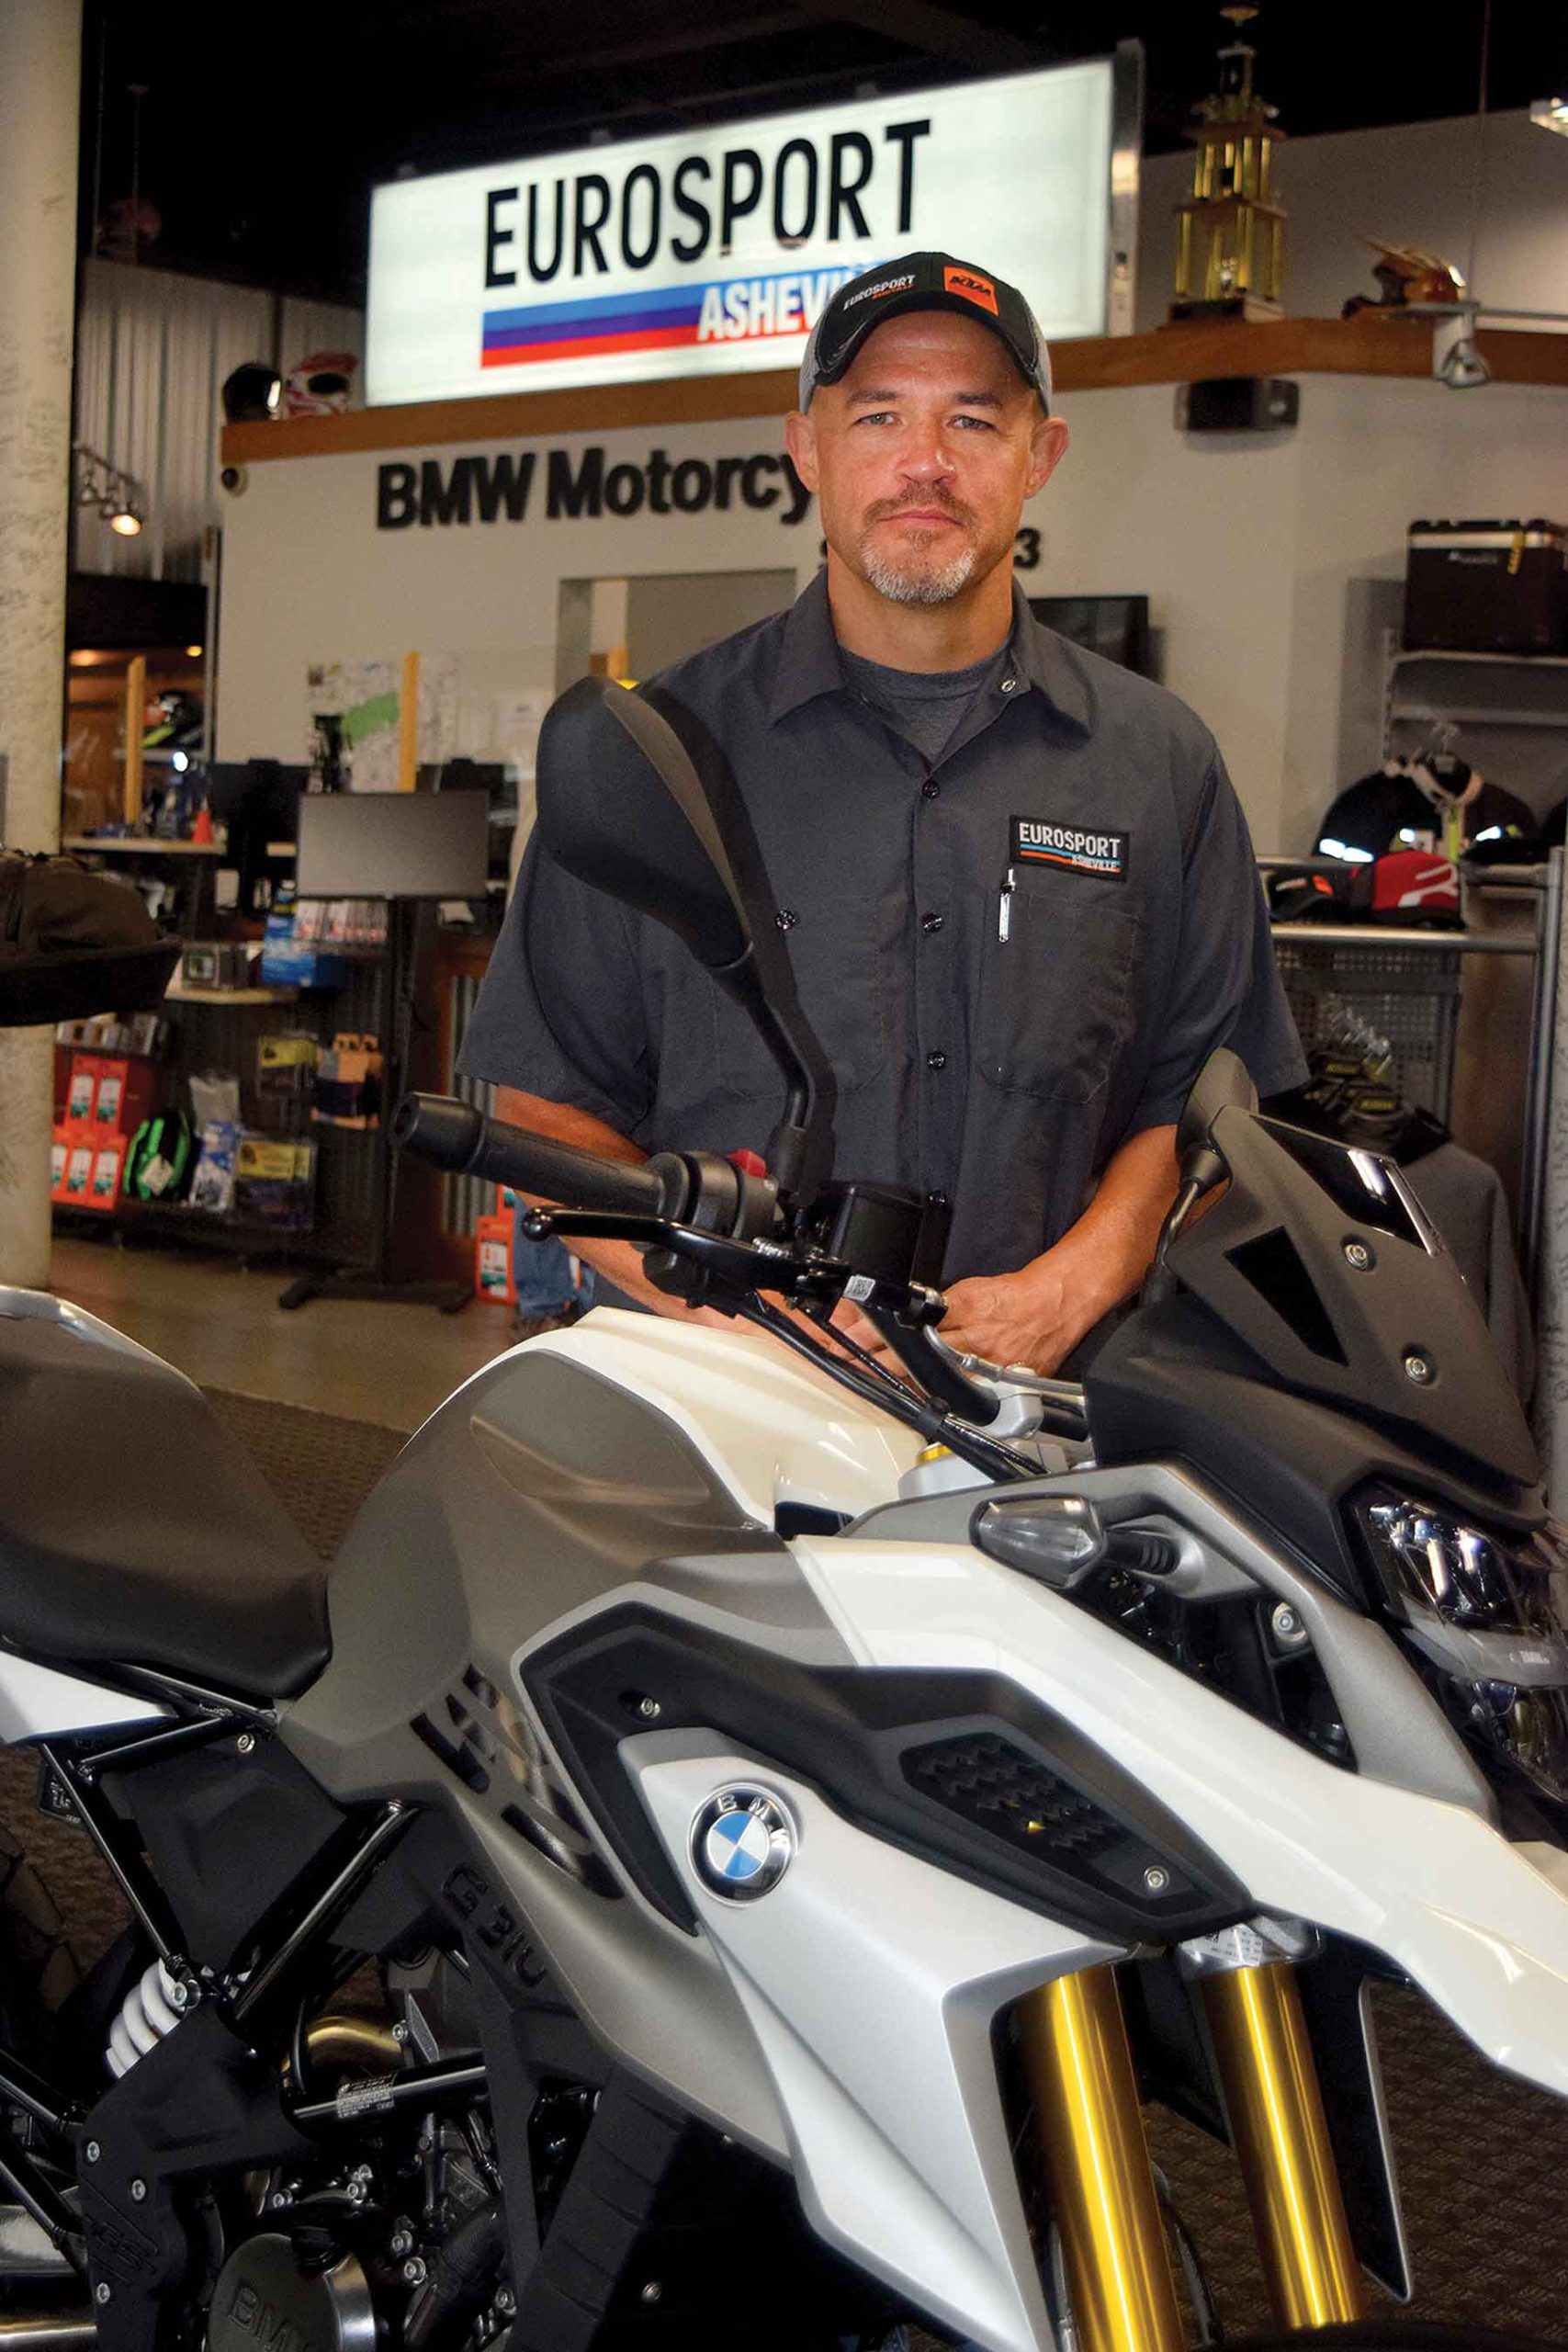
[838,1124,1181,1378]
[928,1261,1085,1375]
[837,1255,1088,1378]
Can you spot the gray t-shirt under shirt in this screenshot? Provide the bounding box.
[840,642,1012,765]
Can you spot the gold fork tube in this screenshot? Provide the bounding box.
[1201,1962,1368,2329]
[1016,1967,1187,2352]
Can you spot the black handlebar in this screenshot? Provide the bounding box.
[391,1092,676,1219]
[392,1091,1017,1461]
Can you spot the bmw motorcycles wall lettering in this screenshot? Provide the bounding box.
[2,681,1568,2350]
[373,444,817,532]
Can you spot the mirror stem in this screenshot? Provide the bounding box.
[1144,1176,1205,1306]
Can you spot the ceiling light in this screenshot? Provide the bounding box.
[72,443,148,537]
[1530,97,1568,135]
[186,644,203,658]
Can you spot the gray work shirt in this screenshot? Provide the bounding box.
[459,571,1306,1282]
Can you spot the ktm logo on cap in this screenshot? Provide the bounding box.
[944,266,998,314]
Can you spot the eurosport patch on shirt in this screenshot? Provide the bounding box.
[1011,819,1129,879]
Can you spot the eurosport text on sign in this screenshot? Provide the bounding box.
[366,61,1115,406]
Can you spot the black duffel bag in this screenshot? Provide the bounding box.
[0,850,180,1027]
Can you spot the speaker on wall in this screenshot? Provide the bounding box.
[1176,377,1300,434]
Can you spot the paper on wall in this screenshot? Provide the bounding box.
[497,690,549,777]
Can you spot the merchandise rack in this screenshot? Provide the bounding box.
[1264,854,1562,1294]
[1269,932,1464,1120]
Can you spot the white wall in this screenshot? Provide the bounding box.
[217,417,824,783]
[1134,109,1568,333]
[218,368,1568,854]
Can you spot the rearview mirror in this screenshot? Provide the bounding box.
[533,675,823,1201]
[535,676,754,974]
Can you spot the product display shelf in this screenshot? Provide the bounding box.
[51,1196,338,1263]
[62,834,226,941]
[1393,649,1568,669]
[62,835,222,856]
[1265,854,1562,1292]
[1381,630,1568,752]
[52,956,384,1271]
[164,983,299,1005]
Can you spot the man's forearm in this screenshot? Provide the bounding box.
[491,1087,706,1320]
[1043,1122,1180,1336]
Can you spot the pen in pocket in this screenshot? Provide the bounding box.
[998,867,1015,943]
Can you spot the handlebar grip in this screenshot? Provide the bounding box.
[392,1092,671,1218]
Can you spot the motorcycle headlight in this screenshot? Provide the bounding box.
[1354,1487,1568,1804]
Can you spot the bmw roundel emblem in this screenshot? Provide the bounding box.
[692,1787,795,1901]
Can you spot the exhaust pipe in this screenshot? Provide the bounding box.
[0,2320,96,2346]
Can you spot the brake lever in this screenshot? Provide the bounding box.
[525,1207,1007,1430]
[925,1329,1086,1404]
[521,1206,848,1306]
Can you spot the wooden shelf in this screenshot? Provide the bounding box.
[64,836,223,857]
[1392,648,1568,670]
[1388,705,1568,729]
[164,983,298,1004]
[221,314,1568,466]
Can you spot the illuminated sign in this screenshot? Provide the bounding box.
[367,61,1117,406]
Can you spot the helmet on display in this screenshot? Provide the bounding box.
[1315,763,1537,865]
[282,351,358,417]
[143,691,203,752]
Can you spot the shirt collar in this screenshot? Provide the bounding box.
[1007,582,1094,734]
[766,568,1092,735]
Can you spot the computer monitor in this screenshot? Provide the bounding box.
[208,761,310,914]
[1028,595,1152,677]
[207,760,310,833]
[295,789,491,901]
[439,757,514,814]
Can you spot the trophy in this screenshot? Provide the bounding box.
[1170,5,1285,323]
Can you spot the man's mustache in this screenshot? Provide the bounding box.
[863,491,976,528]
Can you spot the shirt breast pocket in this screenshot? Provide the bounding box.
[979,876,1141,1105]
[715,895,889,1097]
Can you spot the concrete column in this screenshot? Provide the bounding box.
[0,0,80,1288]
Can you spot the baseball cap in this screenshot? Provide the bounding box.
[798,253,1052,413]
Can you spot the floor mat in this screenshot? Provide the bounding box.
[5,1386,1567,2333]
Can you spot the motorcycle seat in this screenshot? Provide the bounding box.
[0,1315,331,1702]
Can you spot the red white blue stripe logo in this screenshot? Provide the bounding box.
[481,264,860,372]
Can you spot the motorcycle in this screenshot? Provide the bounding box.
[0,675,1565,2352]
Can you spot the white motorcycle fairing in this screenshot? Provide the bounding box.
[494,1317,1568,2352]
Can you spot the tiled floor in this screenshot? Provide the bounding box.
[47,1232,515,1429]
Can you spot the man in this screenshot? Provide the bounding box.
[459,251,1304,1372]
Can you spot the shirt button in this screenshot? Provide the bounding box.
[1000,675,1018,694]
[920,911,944,934]
[926,1049,947,1071]
[921,778,941,799]
[926,1189,949,1210]
[775,908,798,931]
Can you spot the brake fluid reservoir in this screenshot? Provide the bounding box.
[897,1432,1077,1500]
[898,1443,993,1500]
